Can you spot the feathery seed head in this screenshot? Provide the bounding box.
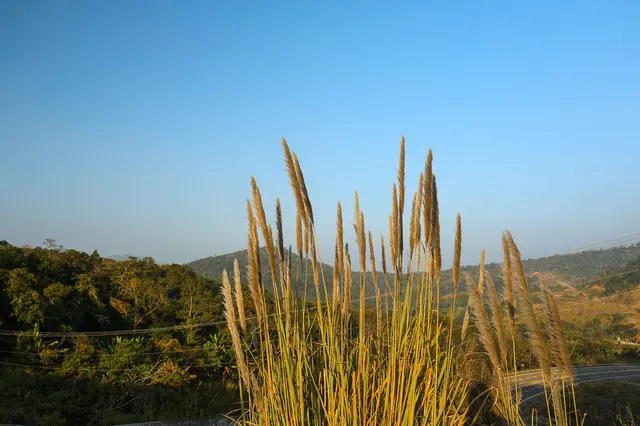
[453,214,462,292]
[233,259,246,333]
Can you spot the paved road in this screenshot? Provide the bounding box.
[515,363,640,405]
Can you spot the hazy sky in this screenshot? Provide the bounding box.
[1,1,638,266]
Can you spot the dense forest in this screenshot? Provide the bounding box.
[0,240,245,425]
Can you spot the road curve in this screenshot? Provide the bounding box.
[515,363,640,405]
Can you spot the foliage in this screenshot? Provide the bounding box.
[0,241,238,424]
[203,333,235,375]
[601,256,640,295]
[0,365,239,426]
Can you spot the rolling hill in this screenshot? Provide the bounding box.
[186,243,640,303]
[186,247,393,304]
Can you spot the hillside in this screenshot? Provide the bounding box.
[186,243,640,302]
[186,247,393,304]
[598,255,640,295]
[0,241,236,424]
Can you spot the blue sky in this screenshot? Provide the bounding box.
[1,1,638,266]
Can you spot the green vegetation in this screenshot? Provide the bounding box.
[0,240,243,425]
[599,256,640,295]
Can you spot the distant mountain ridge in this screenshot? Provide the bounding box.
[186,247,392,302]
[186,243,640,300]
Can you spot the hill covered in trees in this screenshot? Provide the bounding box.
[0,240,243,425]
[187,243,640,299]
[187,247,393,304]
[596,254,640,295]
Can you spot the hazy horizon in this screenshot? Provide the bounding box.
[1,1,639,266]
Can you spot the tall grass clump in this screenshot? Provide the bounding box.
[223,137,582,425]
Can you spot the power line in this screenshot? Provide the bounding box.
[519,234,640,268]
[559,233,640,255]
[0,359,217,372]
[0,346,207,358]
[569,268,640,288]
[0,320,231,337]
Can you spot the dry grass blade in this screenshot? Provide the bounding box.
[332,244,340,313]
[398,136,406,215]
[336,202,344,281]
[355,192,367,274]
[431,175,441,280]
[380,234,387,277]
[295,211,303,265]
[485,269,507,367]
[414,173,423,253]
[409,192,418,259]
[540,277,573,377]
[502,233,515,330]
[222,270,251,392]
[251,177,276,291]
[422,150,433,248]
[246,200,264,322]
[466,272,501,374]
[391,184,399,272]
[292,152,313,225]
[304,220,310,259]
[276,198,285,265]
[453,214,462,292]
[506,231,552,382]
[282,138,305,266]
[478,249,486,295]
[282,138,304,213]
[368,231,378,287]
[343,246,352,318]
[233,259,246,333]
[369,231,382,340]
[397,137,405,264]
[462,249,485,342]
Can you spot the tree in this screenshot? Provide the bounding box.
[4,268,43,326]
[43,238,64,252]
[108,258,167,328]
[176,275,219,344]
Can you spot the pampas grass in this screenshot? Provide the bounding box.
[503,232,516,333]
[223,137,581,426]
[485,269,508,367]
[466,272,501,374]
[222,270,251,394]
[233,259,246,333]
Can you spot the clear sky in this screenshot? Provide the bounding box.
[1,1,638,267]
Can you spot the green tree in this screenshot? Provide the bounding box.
[175,274,220,344]
[4,268,43,326]
[108,258,167,328]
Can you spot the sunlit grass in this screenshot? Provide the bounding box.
[223,138,583,425]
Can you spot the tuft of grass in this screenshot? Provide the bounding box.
[224,137,583,425]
